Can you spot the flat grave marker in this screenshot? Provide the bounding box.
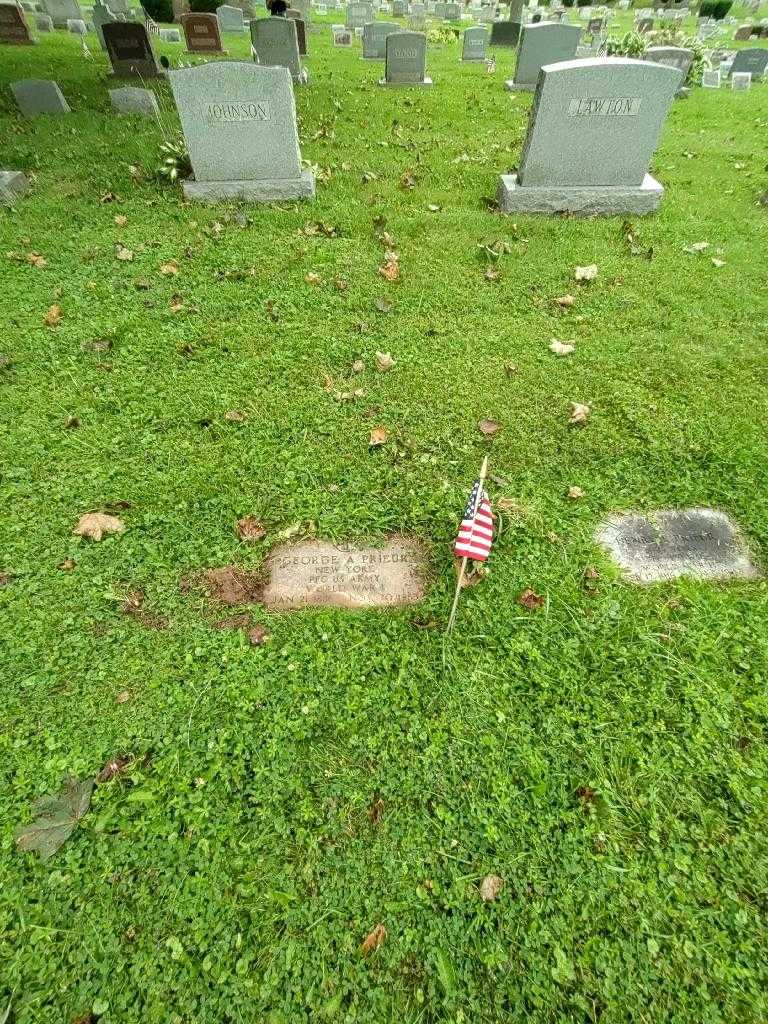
[11,79,71,116]
[729,46,768,80]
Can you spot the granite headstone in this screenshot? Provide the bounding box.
[362,19,400,57]
[11,79,71,115]
[380,28,430,84]
[506,21,581,90]
[109,85,160,117]
[644,45,693,95]
[462,24,487,60]
[103,21,161,76]
[0,2,34,43]
[251,17,304,81]
[182,12,226,52]
[217,3,245,30]
[489,19,520,46]
[729,46,768,80]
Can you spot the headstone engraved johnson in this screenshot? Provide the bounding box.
[259,538,427,609]
[103,21,162,77]
[506,21,581,90]
[498,57,681,215]
[182,11,226,52]
[380,29,431,85]
[595,508,761,583]
[168,60,315,202]
[0,2,34,44]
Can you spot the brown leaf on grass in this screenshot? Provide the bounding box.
[213,613,252,631]
[576,785,598,805]
[45,304,62,328]
[549,340,575,356]
[58,558,76,571]
[361,924,387,957]
[378,256,399,283]
[159,261,179,276]
[248,624,270,646]
[96,755,131,783]
[116,244,134,262]
[14,776,94,861]
[116,689,131,704]
[368,795,384,825]
[375,297,392,314]
[375,351,395,372]
[456,558,488,588]
[351,359,365,373]
[203,566,261,605]
[480,874,504,902]
[170,296,184,313]
[0,572,12,587]
[225,409,247,423]
[334,277,348,291]
[379,230,396,249]
[114,214,128,227]
[305,271,322,286]
[100,191,117,203]
[568,402,591,426]
[567,486,585,499]
[518,589,544,611]
[478,418,501,438]
[484,267,500,282]
[26,252,47,268]
[399,168,417,190]
[574,264,598,282]
[504,361,518,376]
[496,497,524,514]
[554,294,575,308]
[237,516,266,542]
[73,513,125,542]
[369,426,389,447]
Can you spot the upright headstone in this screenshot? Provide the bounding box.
[729,47,768,80]
[701,67,720,86]
[182,12,226,52]
[346,0,373,28]
[408,2,425,28]
[586,15,602,34]
[644,45,693,95]
[0,170,30,205]
[103,22,161,77]
[171,0,189,21]
[91,1,118,51]
[42,0,83,27]
[67,16,87,32]
[11,79,71,116]
[392,0,406,15]
[733,25,751,41]
[497,57,681,215]
[293,16,307,54]
[444,1,460,19]
[251,17,305,80]
[489,19,520,46]
[730,70,752,89]
[380,28,430,84]
[637,16,653,32]
[168,60,315,201]
[0,1,34,43]
[332,24,352,43]
[159,26,181,40]
[35,12,54,30]
[291,0,311,23]
[506,21,581,90]
[217,3,245,31]
[362,19,400,57]
[462,24,487,60]
[109,85,160,117]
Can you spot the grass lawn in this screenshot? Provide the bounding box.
[2,8,768,1022]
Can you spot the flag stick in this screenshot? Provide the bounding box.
[447,455,489,634]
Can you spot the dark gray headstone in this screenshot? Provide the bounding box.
[381,28,430,84]
[729,47,768,80]
[508,22,581,90]
[362,19,400,58]
[103,22,161,77]
[11,78,71,115]
[489,19,520,47]
[35,13,54,31]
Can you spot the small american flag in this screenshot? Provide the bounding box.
[454,480,494,562]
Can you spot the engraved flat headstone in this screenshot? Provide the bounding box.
[0,170,29,204]
[462,25,487,60]
[362,19,400,57]
[498,57,681,216]
[109,85,160,117]
[0,2,34,43]
[506,21,581,90]
[596,508,761,584]
[489,19,520,45]
[701,67,720,87]
[103,22,162,76]
[159,27,181,41]
[217,3,245,30]
[729,47,768,80]
[259,537,427,609]
[380,29,431,84]
[168,60,315,202]
[730,70,752,89]
[182,12,226,52]
[644,45,693,95]
[11,79,71,116]
[251,17,304,82]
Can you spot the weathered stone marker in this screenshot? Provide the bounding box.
[109,85,160,118]
[380,29,431,85]
[259,537,427,609]
[362,19,400,58]
[103,22,162,77]
[182,11,226,52]
[217,3,245,32]
[595,508,761,584]
[506,21,581,91]
[497,57,681,216]
[11,79,71,116]
[0,2,34,44]
[462,25,487,62]
[729,47,768,81]
[0,170,29,204]
[251,17,305,82]
[168,60,315,202]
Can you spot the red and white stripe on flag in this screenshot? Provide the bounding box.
[454,481,494,562]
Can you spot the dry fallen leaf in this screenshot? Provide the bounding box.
[237,516,266,542]
[368,796,384,825]
[114,214,128,227]
[26,252,47,268]
[480,874,504,902]
[375,351,395,372]
[569,402,591,426]
[711,258,726,268]
[159,261,179,276]
[248,624,270,646]
[305,272,322,286]
[116,244,133,262]
[361,924,387,957]
[484,267,501,282]
[478,418,501,438]
[97,755,131,783]
[225,409,246,423]
[549,339,575,356]
[58,558,76,571]
[45,304,62,328]
[518,589,544,611]
[369,426,389,447]
[375,297,392,314]
[495,497,524,514]
[683,241,709,254]
[378,256,399,283]
[73,512,125,542]
[574,264,598,282]
[504,361,518,376]
[567,486,585,500]
[554,294,575,308]
[116,689,131,704]
[15,776,94,862]
[351,359,365,373]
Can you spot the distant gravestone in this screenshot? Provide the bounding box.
[489,19,520,46]
[596,508,761,584]
[380,29,431,84]
[182,12,226,52]
[332,24,352,43]
[293,17,307,54]
[729,46,768,80]
[362,19,400,57]
[462,24,487,60]
[91,1,118,51]
[637,16,653,31]
[171,0,189,20]
[392,0,406,14]
[11,79,71,116]
[103,22,161,76]
[733,25,751,41]
[730,70,752,89]
[168,61,315,202]
[159,27,181,40]
[497,58,681,215]
[67,16,87,32]
[42,0,82,27]
[251,17,304,81]
[35,12,54,30]
[346,0,373,28]
[506,21,581,90]
[587,16,603,34]
[109,85,160,117]
[644,45,693,96]
[701,67,720,87]
[444,1,460,18]
[0,170,29,204]
[258,538,427,609]
[0,2,34,43]
[217,3,245,31]
[291,0,311,22]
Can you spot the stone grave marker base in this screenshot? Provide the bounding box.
[504,78,535,90]
[378,75,433,86]
[182,168,316,203]
[497,172,663,215]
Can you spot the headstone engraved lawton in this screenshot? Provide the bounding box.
[109,85,160,117]
[644,45,693,95]
[259,538,427,610]
[182,12,226,52]
[0,170,30,205]
[506,21,581,91]
[362,20,401,58]
[103,22,162,77]
[380,29,431,85]
[596,508,761,584]
[168,61,315,202]
[0,2,34,44]
[11,79,71,116]
[497,58,681,215]
[251,17,305,82]
[462,25,487,61]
